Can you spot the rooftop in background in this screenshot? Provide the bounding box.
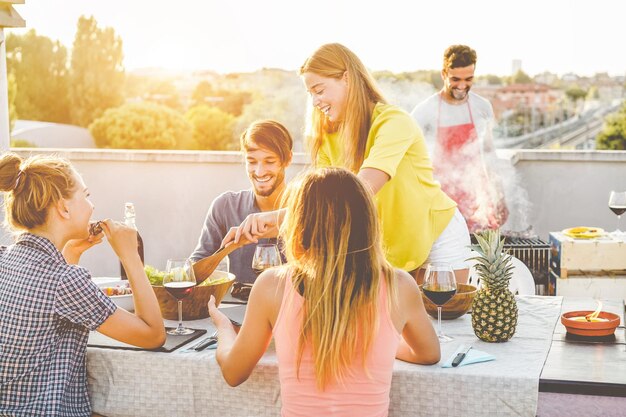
[11,120,96,148]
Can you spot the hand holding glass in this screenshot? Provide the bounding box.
[423,263,457,342]
[251,244,282,276]
[164,258,197,335]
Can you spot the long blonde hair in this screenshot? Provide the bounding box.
[0,153,76,231]
[280,167,396,390]
[299,43,387,173]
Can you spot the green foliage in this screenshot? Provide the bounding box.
[373,69,442,89]
[10,138,37,148]
[5,29,71,123]
[191,81,215,106]
[478,74,504,85]
[7,73,17,130]
[69,16,125,127]
[143,79,182,111]
[89,102,192,149]
[508,70,532,84]
[596,102,626,150]
[185,105,236,150]
[191,81,252,116]
[565,85,587,102]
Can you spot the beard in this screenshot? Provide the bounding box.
[252,169,285,197]
[448,85,470,101]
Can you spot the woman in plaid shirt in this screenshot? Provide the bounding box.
[0,153,165,417]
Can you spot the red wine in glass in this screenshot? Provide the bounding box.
[609,206,626,216]
[251,244,282,277]
[608,191,626,234]
[164,281,196,300]
[164,258,197,336]
[423,263,457,342]
[422,286,457,306]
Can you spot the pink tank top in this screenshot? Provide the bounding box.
[273,276,401,417]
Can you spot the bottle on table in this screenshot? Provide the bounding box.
[120,202,145,280]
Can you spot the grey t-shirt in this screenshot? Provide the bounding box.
[190,189,279,284]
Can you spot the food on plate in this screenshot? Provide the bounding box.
[89,221,103,236]
[562,226,604,239]
[101,282,132,296]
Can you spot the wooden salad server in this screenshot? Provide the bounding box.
[193,242,244,285]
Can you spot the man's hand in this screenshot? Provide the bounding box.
[221,211,280,247]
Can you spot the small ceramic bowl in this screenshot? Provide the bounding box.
[421,283,477,320]
[561,310,621,337]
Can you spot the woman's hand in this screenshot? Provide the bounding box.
[208,295,235,331]
[221,210,282,247]
[101,219,140,263]
[62,231,104,264]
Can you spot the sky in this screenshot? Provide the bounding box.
[5,0,625,77]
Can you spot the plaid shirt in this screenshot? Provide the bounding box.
[0,233,116,417]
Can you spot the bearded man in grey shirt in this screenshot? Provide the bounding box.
[190,120,293,284]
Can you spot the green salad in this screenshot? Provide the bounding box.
[144,264,231,287]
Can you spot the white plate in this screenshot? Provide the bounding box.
[95,279,134,312]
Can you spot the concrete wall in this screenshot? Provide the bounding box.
[507,150,626,240]
[1,149,310,276]
[2,148,625,276]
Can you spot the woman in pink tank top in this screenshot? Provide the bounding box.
[208,168,440,416]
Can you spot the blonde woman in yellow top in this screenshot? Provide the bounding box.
[225,43,470,283]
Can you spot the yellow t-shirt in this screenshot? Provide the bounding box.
[318,103,456,270]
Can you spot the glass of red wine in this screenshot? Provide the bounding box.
[608,191,626,236]
[251,244,282,277]
[423,263,457,342]
[164,258,197,335]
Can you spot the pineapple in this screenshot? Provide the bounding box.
[470,229,518,342]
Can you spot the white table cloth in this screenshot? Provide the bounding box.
[87,296,563,417]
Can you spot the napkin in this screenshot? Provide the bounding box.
[441,344,495,368]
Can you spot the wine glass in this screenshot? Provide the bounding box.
[423,263,457,342]
[163,258,197,335]
[251,244,282,276]
[608,191,626,235]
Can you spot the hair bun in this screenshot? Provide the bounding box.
[0,153,24,192]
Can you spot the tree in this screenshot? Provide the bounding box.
[185,105,236,150]
[89,102,192,149]
[191,81,215,107]
[143,79,182,111]
[8,73,17,130]
[509,70,532,84]
[478,74,504,85]
[596,102,626,150]
[5,29,71,123]
[565,85,587,102]
[69,16,125,127]
[191,81,252,116]
[10,138,36,148]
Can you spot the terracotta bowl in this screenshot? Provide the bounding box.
[421,283,477,320]
[152,270,235,320]
[561,310,621,337]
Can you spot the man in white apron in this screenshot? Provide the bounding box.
[411,45,508,233]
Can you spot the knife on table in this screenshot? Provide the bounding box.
[452,345,472,367]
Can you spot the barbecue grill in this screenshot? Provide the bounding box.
[471,235,550,288]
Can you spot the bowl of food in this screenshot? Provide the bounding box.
[420,283,477,320]
[146,265,235,320]
[561,310,621,337]
[97,279,134,312]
